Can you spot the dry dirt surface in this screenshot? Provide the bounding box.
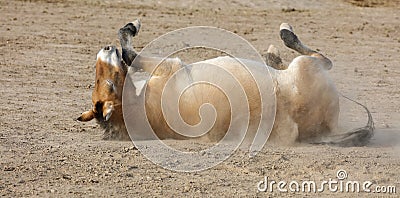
[1,0,400,197]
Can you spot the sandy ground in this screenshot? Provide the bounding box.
[1,0,400,197]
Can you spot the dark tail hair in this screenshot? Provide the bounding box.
[312,94,374,146]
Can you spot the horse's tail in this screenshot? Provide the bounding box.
[312,94,374,146]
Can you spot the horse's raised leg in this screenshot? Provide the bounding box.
[118,19,141,66]
[280,23,332,70]
[266,45,287,70]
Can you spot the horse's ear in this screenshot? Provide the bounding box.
[77,110,95,122]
